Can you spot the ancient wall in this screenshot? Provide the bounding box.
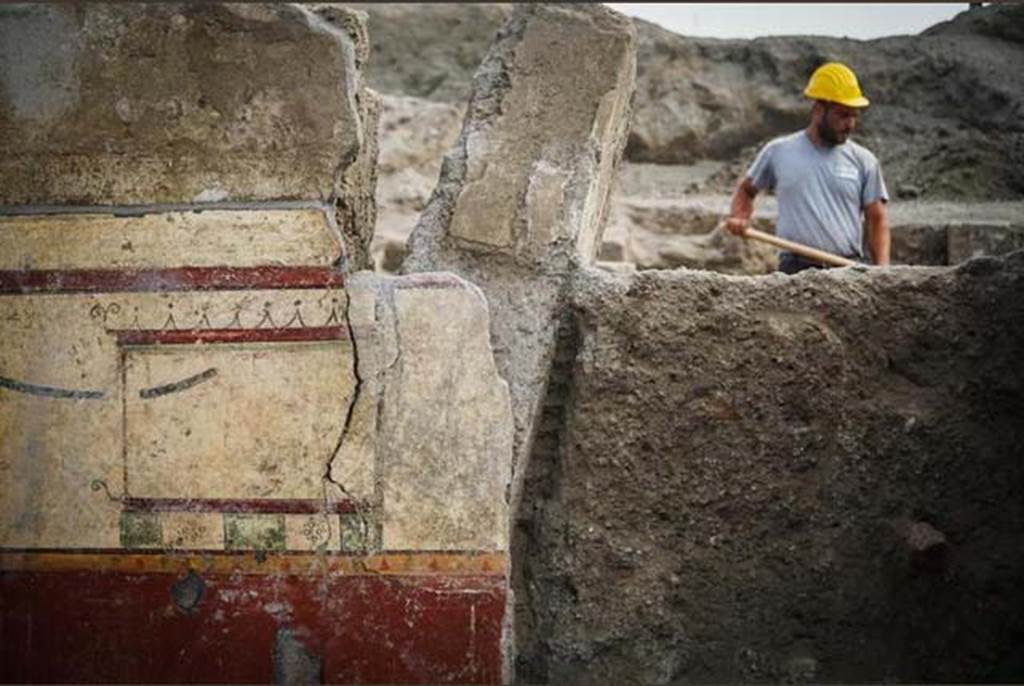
[0,4,512,684]
[517,255,1024,684]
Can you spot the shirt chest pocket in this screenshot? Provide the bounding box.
[828,162,861,199]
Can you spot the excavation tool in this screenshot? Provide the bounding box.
[723,222,858,268]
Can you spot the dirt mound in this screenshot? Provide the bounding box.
[515,252,1024,683]
[355,3,511,104]
[924,3,1024,43]
[629,11,1024,200]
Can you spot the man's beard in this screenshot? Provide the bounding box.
[817,119,846,146]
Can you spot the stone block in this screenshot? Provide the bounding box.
[0,3,366,205]
[403,4,637,523]
[889,518,949,575]
[407,3,636,266]
[398,13,636,674]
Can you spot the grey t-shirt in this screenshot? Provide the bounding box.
[747,130,889,258]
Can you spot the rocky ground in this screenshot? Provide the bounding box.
[625,8,1024,199]
[352,2,1024,274]
[605,161,1024,273]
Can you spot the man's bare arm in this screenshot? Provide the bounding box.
[864,200,890,265]
[725,177,759,235]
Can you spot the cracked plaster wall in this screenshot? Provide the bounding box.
[1,4,513,683]
[0,214,512,556]
[0,0,513,558]
[1,3,362,206]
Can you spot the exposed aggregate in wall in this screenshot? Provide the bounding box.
[517,254,1024,684]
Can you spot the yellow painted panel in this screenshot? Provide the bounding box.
[0,210,340,270]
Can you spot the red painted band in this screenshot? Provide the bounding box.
[113,326,346,346]
[0,266,345,295]
[1,570,505,684]
[121,497,365,514]
[0,550,509,577]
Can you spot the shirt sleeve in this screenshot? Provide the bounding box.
[746,142,776,191]
[861,156,889,206]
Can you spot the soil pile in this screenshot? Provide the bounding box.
[354,3,511,103]
[629,7,1024,201]
[515,253,1024,683]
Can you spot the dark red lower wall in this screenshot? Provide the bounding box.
[1,567,504,684]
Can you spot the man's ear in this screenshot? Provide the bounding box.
[810,100,825,120]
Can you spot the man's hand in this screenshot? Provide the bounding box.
[725,177,759,237]
[723,216,750,236]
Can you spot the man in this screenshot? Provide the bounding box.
[724,62,891,274]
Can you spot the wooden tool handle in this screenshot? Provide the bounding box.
[741,227,857,268]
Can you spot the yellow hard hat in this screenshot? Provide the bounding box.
[803,62,870,108]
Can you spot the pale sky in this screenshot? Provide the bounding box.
[603,3,968,40]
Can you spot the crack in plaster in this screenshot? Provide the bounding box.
[323,285,368,537]
[369,277,400,552]
[377,279,403,374]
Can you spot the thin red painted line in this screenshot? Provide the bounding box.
[113,326,345,346]
[0,266,344,295]
[121,497,367,514]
